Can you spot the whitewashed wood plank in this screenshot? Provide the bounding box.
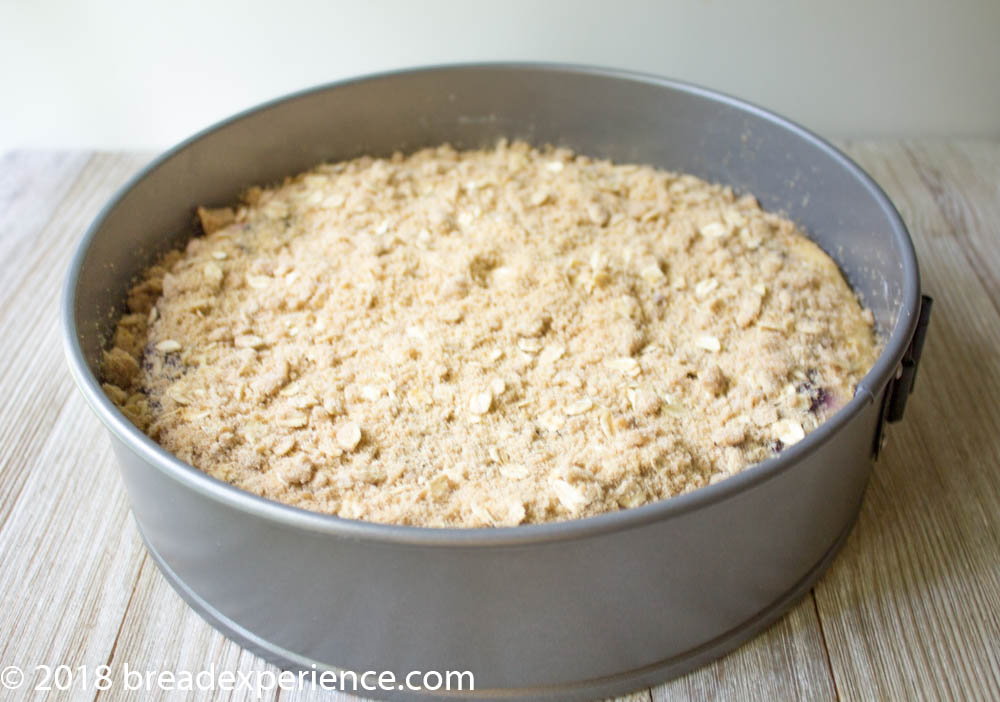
[0,153,150,531]
[810,141,1000,700]
[0,391,146,702]
[98,551,281,702]
[603,691,652,702]
[0,152,151,702]
[651,597,835,702]
[0,150,92,306]
[904,139,1000,309]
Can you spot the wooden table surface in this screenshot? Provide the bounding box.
[1,141,998,701]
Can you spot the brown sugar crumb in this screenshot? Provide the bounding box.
[101,141,881,528]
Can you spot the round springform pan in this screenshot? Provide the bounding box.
[63,64,924,701]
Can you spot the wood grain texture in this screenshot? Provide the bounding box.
[0,142,997,702]
[651,598,836,702]
[0,153,150,702]
[809,141,1000,702]
[99,545,282,702]
[0,150,90,309]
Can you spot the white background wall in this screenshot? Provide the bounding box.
[2,0,998,151]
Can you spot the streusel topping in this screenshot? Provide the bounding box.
[102,141,879,527]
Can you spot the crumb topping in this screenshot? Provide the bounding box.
[102,141,880,527]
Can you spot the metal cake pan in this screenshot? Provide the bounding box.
[62,64,928,700]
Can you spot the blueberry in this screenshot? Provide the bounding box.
[809,387,829,413]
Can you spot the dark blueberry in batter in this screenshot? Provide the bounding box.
[809,387,829,413]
